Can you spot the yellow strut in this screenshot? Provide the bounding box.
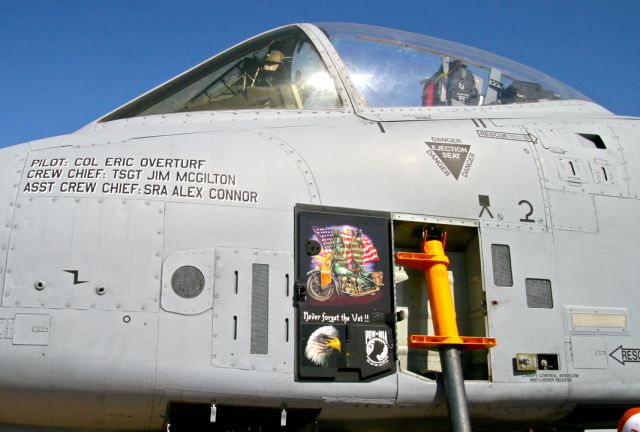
[396,228,496,351]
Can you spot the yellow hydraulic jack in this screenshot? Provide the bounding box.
[396,226,496,432]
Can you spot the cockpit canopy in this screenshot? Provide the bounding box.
[320,22,589,108]
[100,23,590,121]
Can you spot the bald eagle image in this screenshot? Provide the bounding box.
[305,325,342,367]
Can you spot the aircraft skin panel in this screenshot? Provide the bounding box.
[14,130,310,210]
[397,372,576,420]
[211,246,293,373]
[552,196,640,380]
[3,197,164,312]
[0,146,28,301]
[527,123,629,198]
[79,110,363,142]
[610,121,640,199]
[481,228,565,384]
[0,309,158,429]
[270,119,548,232]
[547,190,599,233]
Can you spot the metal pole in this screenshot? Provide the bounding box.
[397,226,494,432]
[440,346,472,432]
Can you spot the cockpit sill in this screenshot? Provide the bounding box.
[77,99,613,137]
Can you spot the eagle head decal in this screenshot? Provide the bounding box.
[305,325,342,367]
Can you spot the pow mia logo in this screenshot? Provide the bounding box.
[365,329,389,367]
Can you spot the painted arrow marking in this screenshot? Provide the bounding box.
[63,270,89,285]
[609,345,640,365]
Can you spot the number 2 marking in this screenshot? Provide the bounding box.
[519,200,535,223]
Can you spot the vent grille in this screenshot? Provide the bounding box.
[251,264,269,354]
[491,244,513,287]
[526,279,553,309]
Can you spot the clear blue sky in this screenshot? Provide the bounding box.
[1,0,639,148]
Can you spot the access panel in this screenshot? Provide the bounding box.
[295,205,396,382]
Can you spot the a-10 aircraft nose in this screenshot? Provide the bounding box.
[0,19,637,432]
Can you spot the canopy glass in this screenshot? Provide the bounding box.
[100,23,590,122]
[318,22,589,108]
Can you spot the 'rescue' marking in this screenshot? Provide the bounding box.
[477,130,532,142]
[610,345,640,365]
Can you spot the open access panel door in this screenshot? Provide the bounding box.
[295,204,396,382]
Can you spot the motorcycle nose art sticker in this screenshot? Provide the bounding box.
[306,225,383,306]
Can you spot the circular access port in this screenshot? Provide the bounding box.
[34,280,46,290]
[96,286,106,296]
[171,265,205,299]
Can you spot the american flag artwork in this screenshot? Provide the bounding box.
[311,225,380,271]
